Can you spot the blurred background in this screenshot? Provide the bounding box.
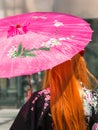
[0,0,98,129]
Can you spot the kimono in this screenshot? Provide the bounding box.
[10,87,98,130]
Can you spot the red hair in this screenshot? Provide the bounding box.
[72,53,98,88]
[43,53,98,130]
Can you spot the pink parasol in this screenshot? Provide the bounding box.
[0,12,93,78]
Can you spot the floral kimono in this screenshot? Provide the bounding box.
[10,87,98,130]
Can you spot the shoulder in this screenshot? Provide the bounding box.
[20,88,50,119]
[30,87,50,110]
[31,87,50,102]
[24,87,50,107]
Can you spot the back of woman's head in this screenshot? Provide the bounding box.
[43,60,73,89]
[48,58,86,130]
[43,53,97,130]
[72,53,98,88]
[71,53,90,88]
[43,53,90,89]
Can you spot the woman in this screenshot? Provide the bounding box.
[10,52,98,130]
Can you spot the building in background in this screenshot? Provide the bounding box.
[54,0,98,19]
[0,0,98,108]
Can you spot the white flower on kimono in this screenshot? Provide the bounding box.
[85,92,92,104]
[92,123,98,130]
[45,95,50,101]
[44,102,48,109]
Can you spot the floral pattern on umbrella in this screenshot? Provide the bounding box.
[0,12,93,78]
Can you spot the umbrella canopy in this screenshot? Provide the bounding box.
[0,12,93,78]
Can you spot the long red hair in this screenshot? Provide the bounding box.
[43,53,97,130]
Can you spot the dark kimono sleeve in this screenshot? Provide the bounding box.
[10,88,52,130]
[91,91,98,130]
[9,92,38,130]
[91,111,98,130]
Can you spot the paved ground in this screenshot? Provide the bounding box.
[0,109,19,130]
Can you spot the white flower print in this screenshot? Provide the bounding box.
[83,87,98,116]
[7,46,17,58]
[41,37,65,48]
[32,16,47,19]
[54,20,64,27]
[92,123,98,130]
